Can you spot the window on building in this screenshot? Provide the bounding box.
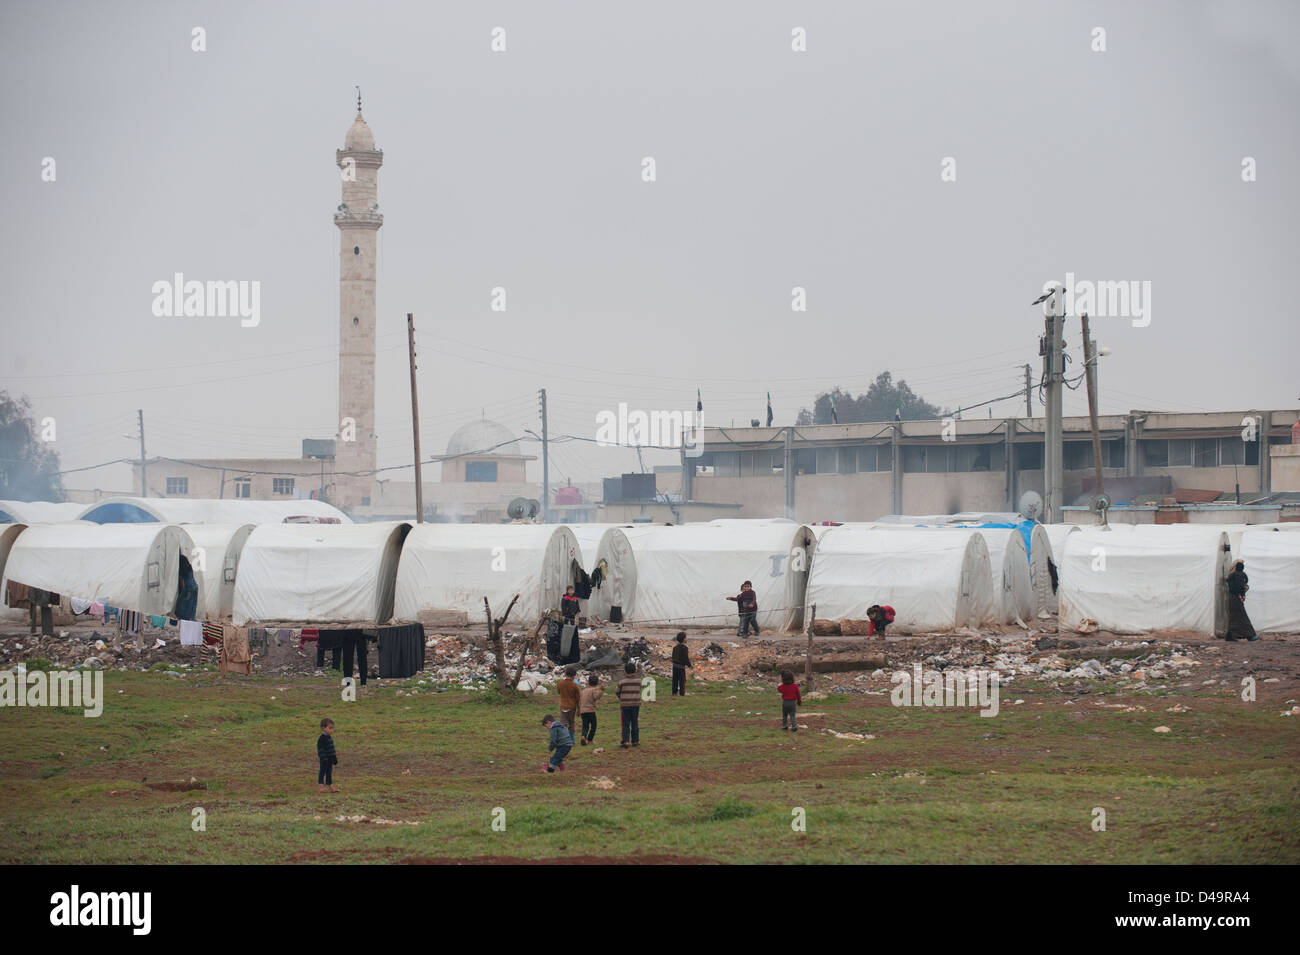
[1142,440,1169,468]
[273,478,295,495]
[1107,439,1126,469]
[741,450,780,477]
[233,478,251,499]
[166,477,188,495]
[1194,438,1218,469]
[927,446,951,473]
[1244,440,1261,466]
[1015,443,1044,471]
[858,446,878,472]
[1063,441,1095,472]
[1168,439,1192,467]
[465,461,498,482]
[902,446,927,473]
[713,453,739,478]
[815,448,839,474]
[794,449,817,475]
[837,448,856,475]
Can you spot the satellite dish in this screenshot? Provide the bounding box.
[507,498,530,520]
[1090,493,1111,517]
[527,499,541,518]
[1018,490,1043,522]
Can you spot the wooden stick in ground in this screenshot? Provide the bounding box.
[805,602,816,690]
[511,611,551,692]
[484,594,520,692]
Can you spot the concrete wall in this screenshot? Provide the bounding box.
[1272,445,1300,492]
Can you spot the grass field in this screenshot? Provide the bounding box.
[2,668,1297,864]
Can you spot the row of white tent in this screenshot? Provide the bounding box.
[1,509,1298,635]
[0,497,350,526]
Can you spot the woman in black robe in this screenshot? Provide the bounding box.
[1225,560,1258,642]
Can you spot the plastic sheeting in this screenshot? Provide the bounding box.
[78,496,350,525]
[1238,529,1300,633]
[0,501,84,524]
[620,523,816,631]
[185,523,255,621]
[1,522,200,616]
[1058,526,1231,635]
[805,526,997,633]
[394,524,582,626]
[233,522,411,625]
[562,524,638,621]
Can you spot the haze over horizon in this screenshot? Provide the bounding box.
[3,0,1297,494]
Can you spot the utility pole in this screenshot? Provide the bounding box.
[1040,291,1065,523]
[137,409,148,497]
[783,427,795,520]
[407,314,424,522]
[538,388,549,523]
[1024,364,1033,417]
[1080,313,1106,510]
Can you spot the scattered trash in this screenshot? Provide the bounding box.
[1153,726,1172,733]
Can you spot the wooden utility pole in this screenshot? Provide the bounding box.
[1081,313,1106,510]
[1023,364,1033,417]
[539,388,549,523]
[407,314,424,522]
[804,602,816,689]
[137,409,148,497]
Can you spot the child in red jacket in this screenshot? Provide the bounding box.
[778,669,802,731]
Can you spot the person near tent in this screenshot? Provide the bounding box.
[579,674,603,745]
[541,714,573,773]
[317,718,339,793]
[561,586,581,626]
[778,670,802,731]
[867,604,895,636]
[671,631,692,696]
[176,558,198,621]
[1225,560,1259,642]
[556,666,581,735]
[727,581,760,637]
[617,662,643,748]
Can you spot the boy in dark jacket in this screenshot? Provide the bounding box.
[727,581,760,637]
[671,631,692,696]
[541,714,574,773]
[317,717,339,792]
[561,586,580,625]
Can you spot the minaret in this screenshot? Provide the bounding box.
[334,92,383,510]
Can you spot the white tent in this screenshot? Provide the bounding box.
[562,524,639,621]
[805,526,998,632]
[395,524,582,626]
[620,522,817,632]
[1238,529,1300,633]
[78,496,350,525]
[233,522,411,625]
[0,501,84,524]
[1058,526,1231,635]
[1,522,201,616]
[185,523,256,621]
[947,528,1033,624]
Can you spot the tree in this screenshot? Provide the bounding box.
[796,372,944,425]
[0,392,65,501]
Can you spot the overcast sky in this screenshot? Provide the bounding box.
[2,0,1297,493]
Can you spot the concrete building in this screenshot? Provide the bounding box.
[682,409,1300,523]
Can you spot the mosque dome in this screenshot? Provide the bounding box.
[344,112,375,150]
[446,419,522,457]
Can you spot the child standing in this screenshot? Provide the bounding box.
[616,662,643,748]
[561,585,581,626]
[778,670,801,732]
[726,581,760,637]
[671,631,692,696]
[317,718,339,792]
[556,665,580,736]
[578,674,603,745]
[542,714,573,773]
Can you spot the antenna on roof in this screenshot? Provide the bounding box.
[355,86,362,113]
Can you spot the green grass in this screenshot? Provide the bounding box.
[0,670,1296,863]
